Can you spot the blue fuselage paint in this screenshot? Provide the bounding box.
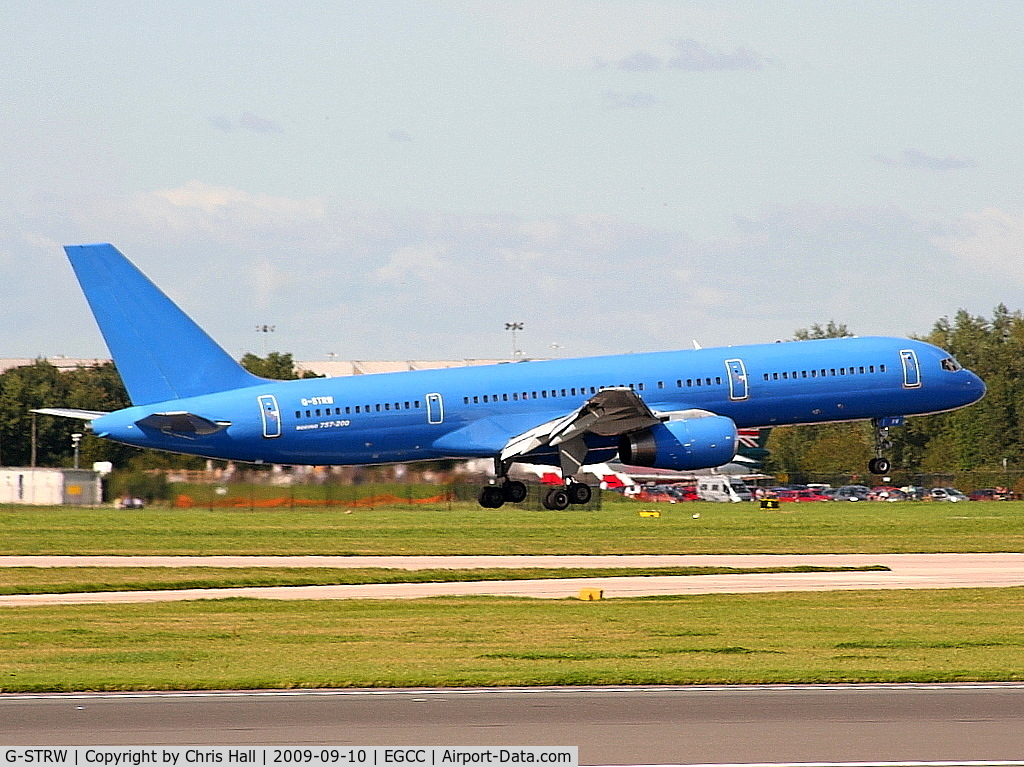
[91,336,984,467]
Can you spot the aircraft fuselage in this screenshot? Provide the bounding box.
[91,335,983,467]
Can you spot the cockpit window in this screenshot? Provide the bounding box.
[941,357,962,372]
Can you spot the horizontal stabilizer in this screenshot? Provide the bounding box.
[136,411,231,437]
[31,407,109,421]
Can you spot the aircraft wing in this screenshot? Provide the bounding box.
[500,387,663,475]
[31,408,109,421]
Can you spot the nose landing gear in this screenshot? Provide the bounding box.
[868,416,903,474]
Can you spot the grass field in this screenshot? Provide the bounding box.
[1,496,1023,691]
[2,496,1023,555]
[3,589,1024,691]
[0,564,887,595]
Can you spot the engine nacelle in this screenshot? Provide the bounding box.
[618,415,738,471]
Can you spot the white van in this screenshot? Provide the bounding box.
[697,477,752,503]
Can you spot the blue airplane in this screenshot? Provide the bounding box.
[38,243,985,510]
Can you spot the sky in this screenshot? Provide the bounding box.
[2,0,1023,363]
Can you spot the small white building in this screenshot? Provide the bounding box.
[0,468,101,506]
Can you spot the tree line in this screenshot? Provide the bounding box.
[764,305,1024,489]
[0,352,310,471]
[3,311,1020,486]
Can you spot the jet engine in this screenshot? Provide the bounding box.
[618,414,738,471]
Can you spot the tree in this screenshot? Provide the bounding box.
[763,321,862,477]
[792,321,853,340]
[911,305,1024,471]
[0,361,65,466]
[240,351,323,380]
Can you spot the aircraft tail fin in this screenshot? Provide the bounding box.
[65,243,266,406]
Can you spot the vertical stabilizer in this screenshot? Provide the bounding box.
[65,243,266,405]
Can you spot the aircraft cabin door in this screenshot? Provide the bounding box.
[258,394,282,438]
[900,349,922,388]
[725,358,749,401]
[426,392,444,424]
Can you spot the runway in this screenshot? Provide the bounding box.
[2,684,1024,765]
[4,557,1024,763]
[2,553,1024,605]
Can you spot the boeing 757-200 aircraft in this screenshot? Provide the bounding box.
[37,244,985,509]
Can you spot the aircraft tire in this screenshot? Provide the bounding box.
[542,487,571,511]
[502,480,528,504]
[868,457,891,474]
[478,486,506,509]
[567,482,592,505]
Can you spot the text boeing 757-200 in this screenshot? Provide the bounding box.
[36,244,985,509]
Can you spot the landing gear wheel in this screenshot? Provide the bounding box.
[542,487,571,511]
[868,457,891,474]
[502,480,528,504]
[567,482,592,505]
[478,485,506,509]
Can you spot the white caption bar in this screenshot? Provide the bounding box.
[2,749,577,767]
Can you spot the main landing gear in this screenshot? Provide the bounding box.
[867,416,903,474]
[477,480,528,509]
[477,460,593,509]
[539,481,592,511]
[479,480,592,510]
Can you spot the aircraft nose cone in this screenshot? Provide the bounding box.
[964,369,986,403]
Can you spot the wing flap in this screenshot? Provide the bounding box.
[500,387,662,468]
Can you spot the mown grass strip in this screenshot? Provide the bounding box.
[2,500,1023,555]
[0,565,888,595]
[2,587,1023,692]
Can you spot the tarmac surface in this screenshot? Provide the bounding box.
[3,684,1024,764]
[2,553,1023,605]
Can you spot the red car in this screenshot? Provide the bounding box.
[775,489,831,502]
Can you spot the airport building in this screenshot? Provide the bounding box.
[0,467,102,506]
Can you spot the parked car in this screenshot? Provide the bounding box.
[928,487,968,502]
[697,478,752,502]
[833,485,871,502]
[775,489,831,502]
[968,488,1013,501]
[869,486,908,502]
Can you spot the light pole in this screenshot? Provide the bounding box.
[256,324,276,356]
[71,432,83,470]
[505,322,524,360]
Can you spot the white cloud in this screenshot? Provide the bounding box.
[873,148,975,171]
[471,1,720,68]
[3,179,1011,360]
[935,208,1024,282]
[208,112,283,134]
[374,244,449,284]
[614,39,766,72]
[604,91,659,109]
[251,258,301,309]
[152,181,323,220]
